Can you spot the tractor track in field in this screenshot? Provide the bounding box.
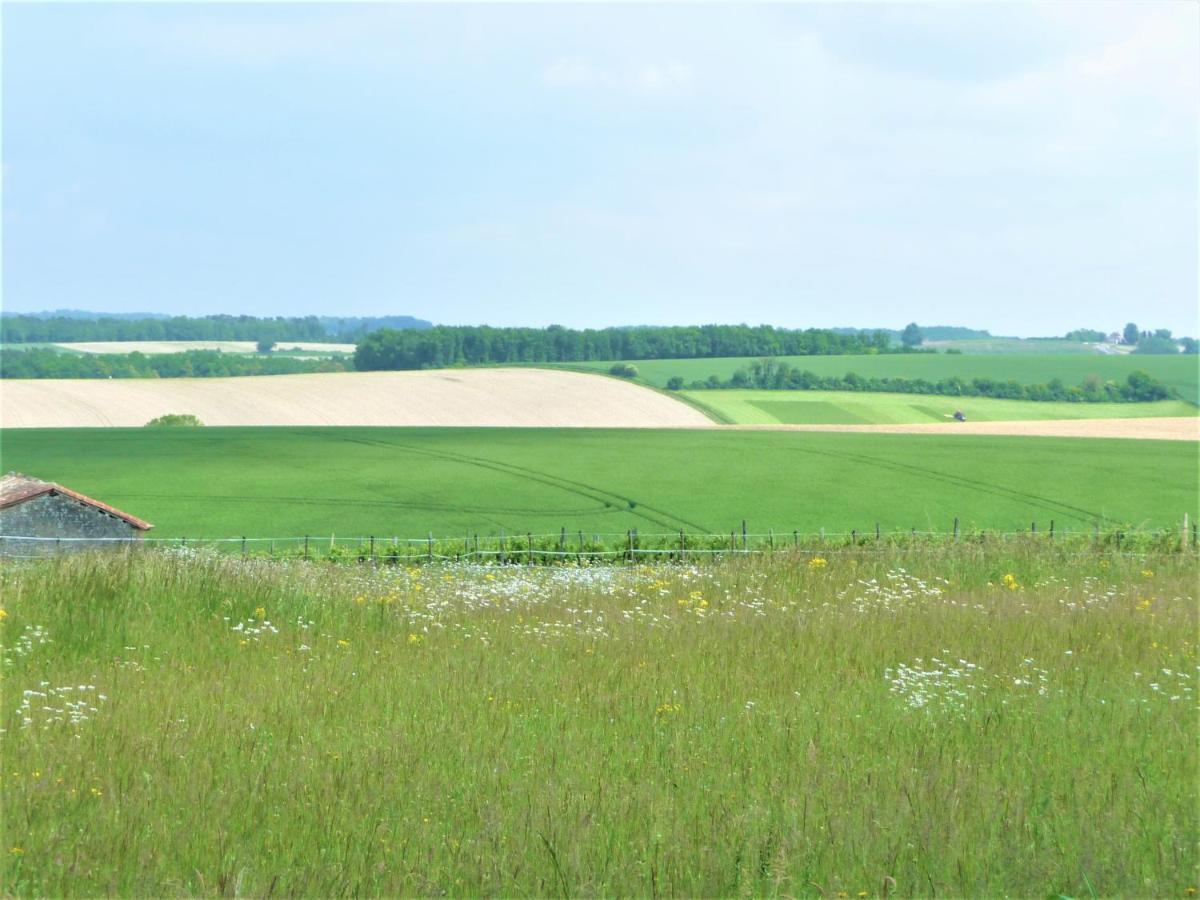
[120,492,616,518]
[785,445,1107,524]
[323,432,713,534]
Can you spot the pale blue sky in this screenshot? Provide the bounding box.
[3,2,1197,335]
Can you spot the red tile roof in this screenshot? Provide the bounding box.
[0,473,153,531]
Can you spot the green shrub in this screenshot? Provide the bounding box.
[609,363,640,378]
[666,376,684,390]
[145,414,203,427]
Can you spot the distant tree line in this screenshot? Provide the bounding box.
[1120,323,1195,354]
[355,325,907,370]
[0,349,352,379]
[0,313,432,344]
[668,358,1174,403]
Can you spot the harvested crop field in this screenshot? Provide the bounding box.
[734,417,1200,441]
[52,340,357,354]
[0,370,712,428]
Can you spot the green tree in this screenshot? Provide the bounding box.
[256,339,276,353]
[901,323,924,348]
[1122,322,1139,345]
[666,376,684,391]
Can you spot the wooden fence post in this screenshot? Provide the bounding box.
[242,536,247,558]
[304,535,309,560]
[742,520,747,551]
[427,531,433,563]
[1049,520,1055,541]
[679,529,686,561]
[527,532,533,565]
[953,517,959,541]
[875,522,881,541]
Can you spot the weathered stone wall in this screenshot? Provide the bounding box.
[0,493,144,556]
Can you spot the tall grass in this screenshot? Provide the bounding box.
[2,547,1196,896]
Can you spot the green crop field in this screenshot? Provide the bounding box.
[562,353,1200,404]
[681,390,1196,426]
[1,427,1195,539]
[923,338,1102,354]
[2,549,1196,896]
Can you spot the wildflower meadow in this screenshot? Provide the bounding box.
[1,546,1196,896]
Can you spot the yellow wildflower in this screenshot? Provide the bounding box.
[1141,569,1154,578]
[808,557,827,570]
[408,633,423,645]
[337,639,350,648]
[0,608,7,621]
[9,847,22,855]
[254,606,266,619]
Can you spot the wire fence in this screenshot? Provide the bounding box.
[1,518,1196,562]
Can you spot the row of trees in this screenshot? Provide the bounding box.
[0,314,331,344]
[0,349,351,379]
[0,313,435,343]
[669,358,1174,403]
[355,325,906,370]
[1121,323,1196,354]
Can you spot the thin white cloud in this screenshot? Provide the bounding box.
[541,57,693,96]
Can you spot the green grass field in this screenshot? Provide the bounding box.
[1,428,1195,538]
[2,549,1195,896]
[563,353,1200,404]
[680,390,1196,425]
[923,338,1103,354]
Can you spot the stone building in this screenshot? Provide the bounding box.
[0,473,153,556]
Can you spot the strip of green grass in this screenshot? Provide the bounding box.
[681,390,1196,425]
[0,427,1194,537]
[563,354,1200,404]
[2,550,1195,896]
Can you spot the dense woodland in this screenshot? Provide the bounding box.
[0,348,350,379]
[354,325,899,369]
[0,314,431,343]
[678,358,1175,402]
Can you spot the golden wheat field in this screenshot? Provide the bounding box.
[0,369,715,428]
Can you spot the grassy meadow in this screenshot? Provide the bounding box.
[1,547,1196,896]
[680,390,1195,426]
[1,427,1196,539]
[562,354,1200,404]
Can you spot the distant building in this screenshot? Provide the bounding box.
[0,473,153,557]
[1107,332,1122,344]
